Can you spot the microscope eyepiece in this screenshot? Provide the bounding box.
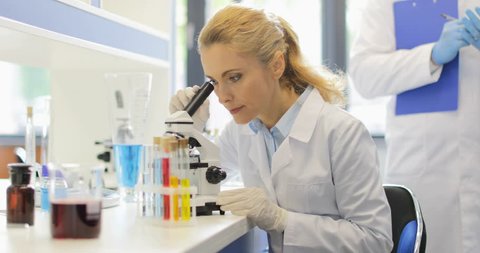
[184,80,215,116]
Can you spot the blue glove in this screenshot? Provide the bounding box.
[431,20,470,65]
[462,8,480,50]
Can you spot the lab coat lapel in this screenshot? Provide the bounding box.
[271,138,292,178]
[271,88,323,178]
[247,131,277,200]
[289,88,323,142]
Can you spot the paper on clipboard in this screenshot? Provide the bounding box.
[394,0,459,115]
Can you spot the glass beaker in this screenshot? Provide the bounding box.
[105,72,152,202]
[49,164,103,239]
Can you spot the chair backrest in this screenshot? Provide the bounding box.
[383,184,427,253]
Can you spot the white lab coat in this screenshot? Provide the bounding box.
[349,0,480,252]
[218,88,393,253]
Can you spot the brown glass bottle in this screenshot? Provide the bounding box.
[7,163,35,226]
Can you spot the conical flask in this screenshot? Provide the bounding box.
[105,72,152,202]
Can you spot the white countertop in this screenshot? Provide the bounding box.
[0,180,253,253]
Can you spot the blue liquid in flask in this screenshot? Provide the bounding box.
[114,144,143,188]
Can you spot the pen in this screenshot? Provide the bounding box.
[441,13,457,21]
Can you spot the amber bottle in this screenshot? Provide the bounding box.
[7,163,35,226]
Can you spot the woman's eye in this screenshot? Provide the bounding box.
[228,74,242,83]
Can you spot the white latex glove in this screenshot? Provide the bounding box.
[217,187,288,233]
[169,85,209,132]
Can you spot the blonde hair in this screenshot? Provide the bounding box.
[198,5,345,105]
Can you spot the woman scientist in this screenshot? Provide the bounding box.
[170,5,392,252]
[349,0,480,252]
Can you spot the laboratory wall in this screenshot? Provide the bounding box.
[0,0,174,176]
[50,68,170,165]
[34,1,173,166]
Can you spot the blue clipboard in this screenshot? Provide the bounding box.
[394,0,459,115]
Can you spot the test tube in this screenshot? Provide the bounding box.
[153,137,163,218]
[168,140,179,222]
[177,138,190,221]
[169,139,179,179]
[178,138,189,180]
[39,98,51,175]
[140,145,147,216]
[162,137,172,220]
[25,106,36,185]
[170,176,179,221]
[181,178,191,221]
[141,143,153,217]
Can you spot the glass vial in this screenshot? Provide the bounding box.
[40,165,50,211]
[25,106,36,186]
[7,163,35,226]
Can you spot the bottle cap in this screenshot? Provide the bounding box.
[162,136,175,152]
[7,163,32,185]
[8,163,33,173]
[179,138,188,148]
[153,136,162,145]
[169,139,178,151]
[41,164,49,177]
[27,106,33,117]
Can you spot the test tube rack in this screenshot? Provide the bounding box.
[135,137,197,226]
[136,183,197,226]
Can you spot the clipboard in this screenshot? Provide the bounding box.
[394,0,459,115]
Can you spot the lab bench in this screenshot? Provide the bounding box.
[0,180,260,253]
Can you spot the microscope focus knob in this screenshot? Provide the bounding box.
[97,151,111,162]
[206,166,226,184]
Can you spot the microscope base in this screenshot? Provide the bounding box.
[195,195,225,216]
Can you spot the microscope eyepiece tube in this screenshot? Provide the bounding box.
[184,80,215,116]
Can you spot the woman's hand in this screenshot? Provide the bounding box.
[169,85,210,131]
[217,187,288,233]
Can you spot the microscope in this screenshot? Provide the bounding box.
[164,81,227,215]
[94,139,118,190]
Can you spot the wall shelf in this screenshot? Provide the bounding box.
[0,0,170,71]
[0,0,173,165]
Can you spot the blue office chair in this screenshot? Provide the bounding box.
[383,184,426,253]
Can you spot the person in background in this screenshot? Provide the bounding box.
[170,4,392,252]
[349,1,480,252]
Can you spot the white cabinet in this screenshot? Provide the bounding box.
[0,0,174,164]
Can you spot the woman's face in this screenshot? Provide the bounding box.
[200,44,280,125]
